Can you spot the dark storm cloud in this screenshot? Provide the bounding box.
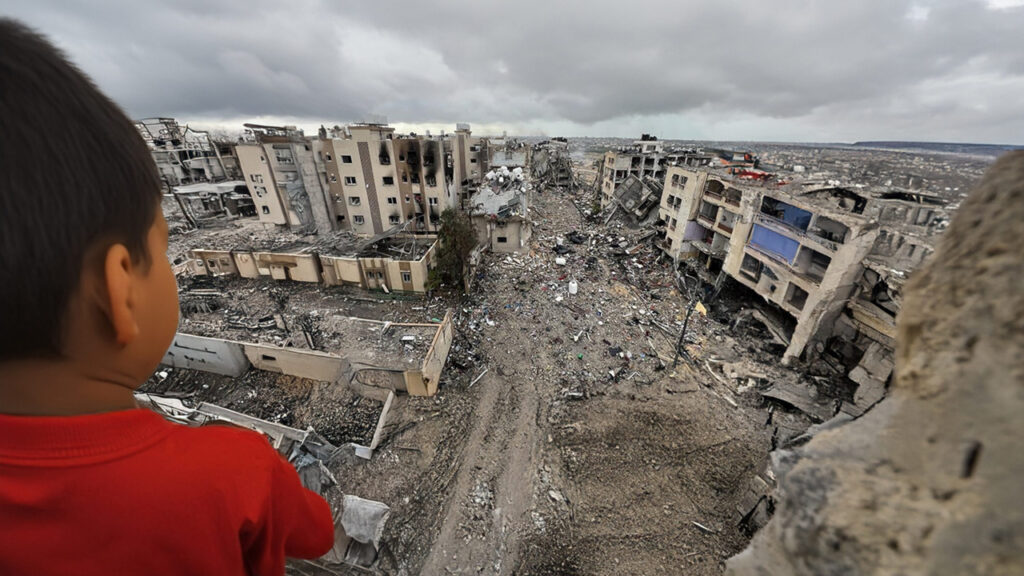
[2,0,1022,141]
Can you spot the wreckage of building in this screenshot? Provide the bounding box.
[468,166,533,253]
[235,119,490,237]
[599,134,712,208]
[160,311,454,398]
[188,233,439,293]
[171,180,255,227]
[531,138,574,189]
[136,117,241,188]
[488,135,530,168]
[657,165,949,415]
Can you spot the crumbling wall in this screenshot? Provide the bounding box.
[417,311,454,396]
[243,343,348,382]
[726,152,1024,576]
[161,333,250,377]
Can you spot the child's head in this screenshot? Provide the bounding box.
[0,19,178,386]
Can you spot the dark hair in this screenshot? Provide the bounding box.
[0,19,162,359]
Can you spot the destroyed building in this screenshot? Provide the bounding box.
[488,134,529,168]
[171,180,255,227]
[468,166,533,252]
[657,165,950,415]
[235,124,336,235]
[188,233,439,294]
[136,117,241,187]
[531,137,574,189]
[604,174,664,227]
[237,119,489,237]
[599,134,712,208]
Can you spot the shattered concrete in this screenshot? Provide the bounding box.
[726,152,1024,576]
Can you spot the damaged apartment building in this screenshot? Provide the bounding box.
[530,137,574,188]
[599,134,712,209]
[468,166,533,252]
[235,120,489,237]
[657,166,949,415]
[136,117,241,188]
[189,232,439,294]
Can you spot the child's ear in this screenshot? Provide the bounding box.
[103,243,139,346]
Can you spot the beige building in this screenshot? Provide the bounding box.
[600,135,711,208]
[319,122,460,235]
[319,235,437,294]
[235,124,335,234]
[188,235,439,293]
[658,166,951,415]
[468,167,532,253]
[236,120,486,237]
[451,123,489,203]
[657,166,879,364]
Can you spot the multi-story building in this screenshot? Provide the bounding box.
[136,117,240,188]
[451,123,489,202]
[235,124,335,235]
[658,165,950,414]
[599,135,711,208]
[236,120,487,237]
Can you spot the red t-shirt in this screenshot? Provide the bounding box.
[0,408,335,575]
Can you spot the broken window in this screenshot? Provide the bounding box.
[411,173,420,184]
[329,174,337,183]
[344,176,357,185]
[341,155,352,163]
[383,176,394,186]
[325,153,332,161]
[253,185,266,197]
[785,284,809,311]
[760,197,812,231]
[353,215,365,224]
[261,206,270,215]
[698,201,719,223]
[497,236,508,243]
[273,146,294,164]
[349,197,361,206]
[389,215,400,224]
[426,175,437,186]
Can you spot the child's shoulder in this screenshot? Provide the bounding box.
[159,420,286,475]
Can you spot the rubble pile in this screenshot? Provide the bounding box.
[142,367,383,447]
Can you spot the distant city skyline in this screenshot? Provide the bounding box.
[3,0,1023,144]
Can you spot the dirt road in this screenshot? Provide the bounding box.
[411,190,771,575]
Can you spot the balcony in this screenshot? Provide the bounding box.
[697,214,715,228]
[693,240,727,259]
[716,221,734,235]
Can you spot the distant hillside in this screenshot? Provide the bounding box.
[852,141,1023,157]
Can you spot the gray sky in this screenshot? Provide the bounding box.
[3,0,1023,142]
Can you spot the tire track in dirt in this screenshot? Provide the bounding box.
[419,367,540,574]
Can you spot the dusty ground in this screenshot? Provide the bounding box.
[316,187,779,576]
[163,178,786,576]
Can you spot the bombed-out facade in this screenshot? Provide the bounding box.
[658,165,949,414]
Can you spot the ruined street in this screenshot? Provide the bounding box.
[321,186,782,575]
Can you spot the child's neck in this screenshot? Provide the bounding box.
[0,358,138,416]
